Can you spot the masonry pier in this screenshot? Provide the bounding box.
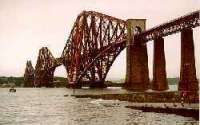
[179,28,199,93]
[125,19,149,91]
[152,37,168,91]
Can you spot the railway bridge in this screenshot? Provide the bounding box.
[24,10,199,93]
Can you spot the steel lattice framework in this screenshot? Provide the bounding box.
[61,11,127,86]
[138,10,200,43]
[34,47,62,87]
[32,10,200,88]
[24,60,35,87]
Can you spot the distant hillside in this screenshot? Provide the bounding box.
[167,78,179,85]
[106,78,180,85]
[0,76,179,87]
[54,76,67,82]
[0,76,24,87]
[0,76,68,87]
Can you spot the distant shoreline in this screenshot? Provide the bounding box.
[0,76,181,87]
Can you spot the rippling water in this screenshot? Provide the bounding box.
[0,88,197,125]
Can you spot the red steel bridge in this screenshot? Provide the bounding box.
[24,10,200,93]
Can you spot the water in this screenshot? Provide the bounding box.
[0,88,198,125]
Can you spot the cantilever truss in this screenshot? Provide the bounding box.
[24,60,35,87]
[31,10,199,87]
[61,11,127,85]
[34,47,62,87]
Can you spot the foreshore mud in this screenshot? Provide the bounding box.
[69,91,199,103]
[66,91,199,120]
[126,105,199,120]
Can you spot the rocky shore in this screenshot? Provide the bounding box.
[66,91,199,120]
[70,91,199,103]
[126,105,199,120]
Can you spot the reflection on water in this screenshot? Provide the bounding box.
[0,88,197,125]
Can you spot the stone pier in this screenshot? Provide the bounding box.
[179,28,199,92]
[152,37,168,91]
[125,19,149,91]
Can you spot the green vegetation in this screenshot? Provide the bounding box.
[107,78,180,85]
[167,78,179,85]
[0,76,24,87]
[0,76,68,87]
[53,76,68,87]
[54,76,67,82]
[0,76,180,87]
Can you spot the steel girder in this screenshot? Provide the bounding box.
[61,11,127,85]
[24,60,35,87]
[34,47,61,87]
[32,10,200,87]
[137,10,200,42]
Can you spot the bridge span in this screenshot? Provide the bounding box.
[24,10,199,93]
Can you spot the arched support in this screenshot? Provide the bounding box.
[76,41,126,89]
[152,37,168,91]
[179,28,199,93]
[62,11,127,88]
[34,47,62,88]
[34,68,55,87]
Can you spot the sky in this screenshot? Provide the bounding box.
[0,0,199,80]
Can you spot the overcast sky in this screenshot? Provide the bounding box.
[0,0,199,80]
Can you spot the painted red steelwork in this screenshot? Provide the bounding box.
[31,10,199,89]
[24,60,35,87]
[34,47,62,87]
[137,10,200,42]
[61,11,127,87]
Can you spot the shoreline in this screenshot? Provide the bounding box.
[70,91,199,103]
[67,91,199,120]
[126,105,199,120]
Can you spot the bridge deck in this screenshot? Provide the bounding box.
[138,10,200,42]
